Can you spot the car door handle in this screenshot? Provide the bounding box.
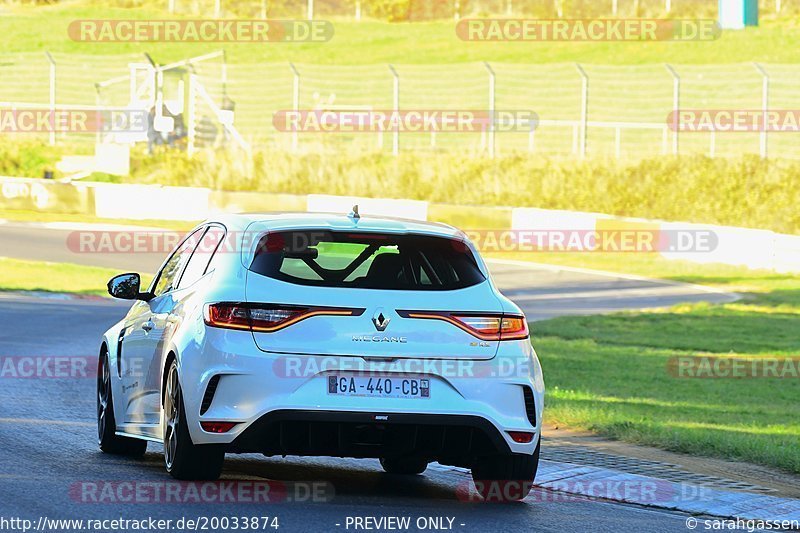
[142,321,155,332]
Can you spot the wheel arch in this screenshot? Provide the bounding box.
[161,350,178,408]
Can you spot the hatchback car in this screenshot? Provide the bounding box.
[97,211,544,501]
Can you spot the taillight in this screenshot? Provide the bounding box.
[204,303,364,333]
[201,421,238,433]
[507,431,535,444]
[397,311,529,341]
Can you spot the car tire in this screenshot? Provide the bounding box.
[163,360,225,481]
[471,440,540,502]
[97,352,147,457]
[380,457,428,475]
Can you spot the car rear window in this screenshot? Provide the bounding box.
[249,231,485,291]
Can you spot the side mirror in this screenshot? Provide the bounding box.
[107,273,151,301]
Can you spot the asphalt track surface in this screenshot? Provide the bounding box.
[0,221,733,532]
[0,221,736,320]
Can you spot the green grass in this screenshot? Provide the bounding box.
[5,143,800,235]
[3,3,800,65]
[0,141,66,180]
[0,257,126,296]
[4,4,800,160]
[101,150,800,235]
[529,261,800,473]
[486,251,791,287]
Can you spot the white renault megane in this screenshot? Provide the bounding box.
[97,211,544,501]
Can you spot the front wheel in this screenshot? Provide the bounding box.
[163,361,225,480]
[97,353,147,456]
[471,440,540,502]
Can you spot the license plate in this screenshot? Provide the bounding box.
[327,375,430,399]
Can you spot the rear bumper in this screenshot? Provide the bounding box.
[177,327,545,459]
[229,410,515,467]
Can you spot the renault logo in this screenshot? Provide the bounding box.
[372,309,391,332]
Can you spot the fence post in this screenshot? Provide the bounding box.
[187,74,196,157]
[665,0,671,13]
[214,0,221,17]
[221,49,228,100]
[665,64,680,156]
[94,83,102,146]
[289,63,300,153]
[754,63,769,159]
[307,0,314,20]
[45,52,56,146]
[575,63,588,159]
[389,65,400,156]
[153,56,165,138]
[484,62,496,158]
[612,0,618,16]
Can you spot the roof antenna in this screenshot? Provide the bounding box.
[349,205,361,220]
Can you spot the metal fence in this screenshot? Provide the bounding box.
[224,60,800,159]
[2,52,800,160]
[0,51,242,154]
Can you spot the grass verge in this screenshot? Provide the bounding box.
[0,257,153,297]
[4,145,800,234]
[2,4,800,65]
[514,253,800,473]
[103,150,799,235]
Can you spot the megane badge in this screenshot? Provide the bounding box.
[372,309,391,332]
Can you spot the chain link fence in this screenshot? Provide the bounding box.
[0,51,239,154]
[2,52,800,160]
[225,60,800,159]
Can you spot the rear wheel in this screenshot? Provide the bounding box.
[163,361,225,480]
[97,353,147,456]
[380,456,428,475]
[471,440,540,502]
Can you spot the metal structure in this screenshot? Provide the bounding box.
[0,53,798,161]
